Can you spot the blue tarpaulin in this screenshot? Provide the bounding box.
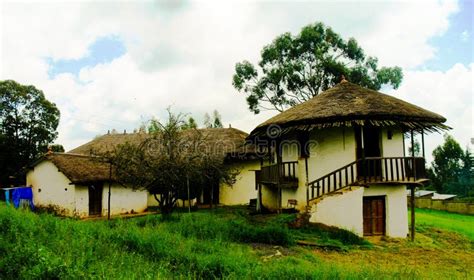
[11,187,34,210]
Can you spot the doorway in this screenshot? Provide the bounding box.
[88,183,103,216]
[355,126,382,179]
[363,196,386,236]
[201,182,219,206]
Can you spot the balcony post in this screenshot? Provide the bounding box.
[305,157,309,206]
[361,126,366,183]
[421,129,425,158]
[411,130,416,180]
[402,132,406,157]
[410,185,416,241]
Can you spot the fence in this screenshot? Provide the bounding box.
[409,198,474,215]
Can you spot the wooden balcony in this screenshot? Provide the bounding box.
[255,161,298,188]
[307,157,428,202]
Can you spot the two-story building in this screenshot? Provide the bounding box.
[248,80,448,237]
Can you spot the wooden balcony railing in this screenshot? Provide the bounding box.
[255,161,298,188]
[307,157,427,202]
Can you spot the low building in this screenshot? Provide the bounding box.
[27,128,259,217]
[27,153,147,217]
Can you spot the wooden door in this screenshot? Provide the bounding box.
[88,184,103,216]
[363,196,385,236]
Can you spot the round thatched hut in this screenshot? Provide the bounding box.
[249,80,449,239]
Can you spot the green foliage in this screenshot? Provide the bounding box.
[408,139,421,157]
[233,22,403,113]
[428,134,473,196]
[203,110,223,128]
[181,116,198,130]
[102,110,237,215]
[49,144,65,153]
[0,80,60,185]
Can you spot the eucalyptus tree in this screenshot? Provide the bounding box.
[233,22,403,113]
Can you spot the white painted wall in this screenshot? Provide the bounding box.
[306,128,356,181]
[309,185,408,238]
[220,160,259,205]
[75,184,148,217]
[381,127,404,157]
[261,184,279,209]
[75,186,89,217]
[101,184,148,216]
[309,187,364,234]
[27,160,148,218]
[273,127,356,211]
[266,127,407,211]
[26,161,76,216]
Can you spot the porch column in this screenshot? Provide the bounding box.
[402,132,406,157]
[305,156,309,207]
[361,126,366,183]
[108,162,112,220]
[421,129,425,158]
[276,139,282,213]
[410,185,415,241]
[411,129,417,180]
[410,129,416,241]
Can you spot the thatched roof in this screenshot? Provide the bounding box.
[32,129,257,184]
[34,153,112,184]
[69,128,251,157]
[249,81,449,138]
[69,133,148,155]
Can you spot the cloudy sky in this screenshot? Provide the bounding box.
[0,0,472,162]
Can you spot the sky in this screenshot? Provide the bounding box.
[0,0,472,163]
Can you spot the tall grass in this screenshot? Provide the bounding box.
[0,203,414,279]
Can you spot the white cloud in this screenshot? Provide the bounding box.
[0,0,469,156]
[360,0,458,68]
[461,30,470,42]
[388,63,474,161]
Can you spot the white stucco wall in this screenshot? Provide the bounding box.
[261,184,279,209]
[309,187,364,234]
[75,186,89,217]
[26,161,76,216]
[74,184,147,217]
[220,160,260,205]
[272,128,356,211]
[381,127,404,157]
[309,185,408,238]
[27,160,148,218]
[101,184,148,216]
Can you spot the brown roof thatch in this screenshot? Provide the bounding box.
[32,129,257,184]
[249,81,449,138]
[69,128,251,156]
[37,153,112,184]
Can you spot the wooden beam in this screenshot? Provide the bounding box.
[108,163,112,220]
[421,129,425,158]
[402,132,406,157]
[305,156,309,207]
[410,185,416,241]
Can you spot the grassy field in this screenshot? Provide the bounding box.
[0,204,473,279]
[410,208,474,240]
